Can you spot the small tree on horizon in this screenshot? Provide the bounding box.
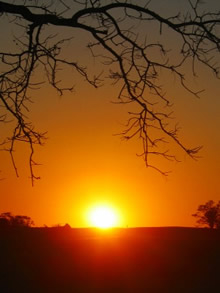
[192,200,220,229]
[0,212,34,227]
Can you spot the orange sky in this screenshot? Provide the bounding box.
[0,1,219,228]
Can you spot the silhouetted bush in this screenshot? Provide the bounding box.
[0,212,34,228]
[192,200,220,229]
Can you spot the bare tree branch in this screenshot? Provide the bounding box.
[0,0,219,183]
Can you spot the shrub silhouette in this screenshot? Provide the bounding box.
[192,200,220,229]
[0,212,34,227]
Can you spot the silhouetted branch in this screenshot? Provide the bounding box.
[0,0,219,182]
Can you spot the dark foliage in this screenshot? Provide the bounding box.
[0,212,34,227]
[192,200,220,229]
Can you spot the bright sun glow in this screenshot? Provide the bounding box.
[88,205,119,229]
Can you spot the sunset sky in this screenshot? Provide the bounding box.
[0,0,219,228]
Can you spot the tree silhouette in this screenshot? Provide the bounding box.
[0,1,219,184]
[0,212,34,227]
[192,200,220,229]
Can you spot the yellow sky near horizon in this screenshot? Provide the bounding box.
[1,71,219,228]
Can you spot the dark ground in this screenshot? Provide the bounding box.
[0,226,220,293]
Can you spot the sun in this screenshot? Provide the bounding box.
[88,205,119,229]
